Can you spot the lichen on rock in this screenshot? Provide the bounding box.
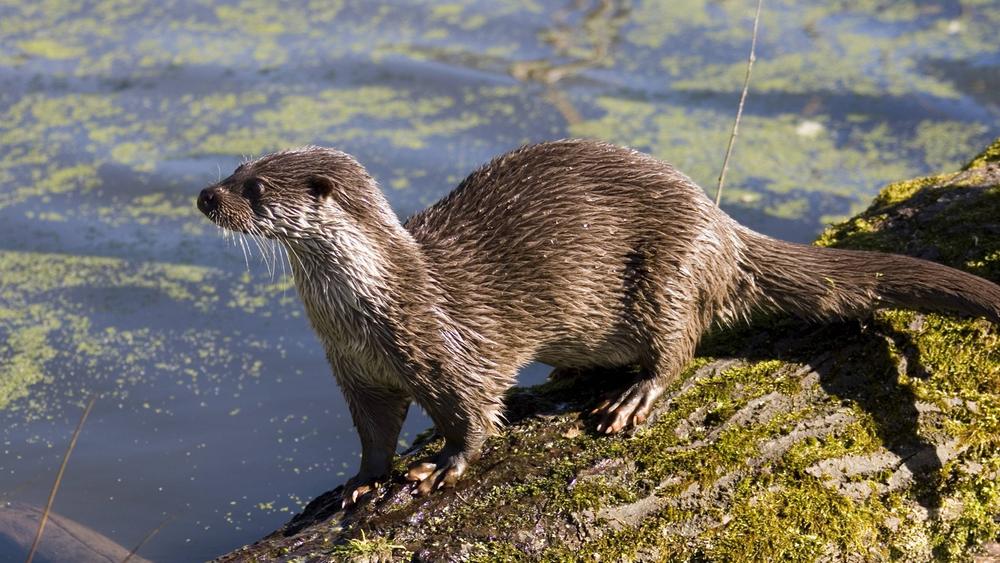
[216,140,1000,562]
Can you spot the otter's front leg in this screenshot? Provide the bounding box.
[404,380,496,496]
[340,383,409,507]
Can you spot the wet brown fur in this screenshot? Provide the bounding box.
[198,140,1000,496]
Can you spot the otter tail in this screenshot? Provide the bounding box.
[735,228,1000,324]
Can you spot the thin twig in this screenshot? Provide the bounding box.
[715,0,764,206]
[26,395,96,563]
[122,514,174,563]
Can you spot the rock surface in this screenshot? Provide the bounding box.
[216,141,1000,562]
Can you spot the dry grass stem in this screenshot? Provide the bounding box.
[25,395,96,563]
[715,0,764,206]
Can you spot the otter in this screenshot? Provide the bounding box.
[197,140,1000,503]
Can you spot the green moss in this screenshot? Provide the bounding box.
[324,529,410,561]
[964,138,1000,170]
[556,504,701,562]
[780,421,882,474]
[877,311,1000,456]
[869,173,950,209]
[709,477,888,562]
[931,459,1000,559]
[565,477,638,513]
[621,359,803,483]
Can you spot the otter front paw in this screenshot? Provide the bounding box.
[340,474,383,509]
[405,449,472,496]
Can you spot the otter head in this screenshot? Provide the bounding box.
[197,146,385,244]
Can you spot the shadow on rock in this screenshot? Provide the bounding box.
[703,316,944,510]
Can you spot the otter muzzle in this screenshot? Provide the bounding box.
[197,187,220,216]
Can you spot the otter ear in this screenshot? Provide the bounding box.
[308,175,336,198]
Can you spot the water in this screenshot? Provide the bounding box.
[0,0,997,560]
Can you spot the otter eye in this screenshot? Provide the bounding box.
[243,179,264,200]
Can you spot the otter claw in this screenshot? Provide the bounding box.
[406,462,437,483]
[340,481,376,509]
[590,382,663,435]
[415,465,462,496]
[407,456,467,496]
[589,399,611,416]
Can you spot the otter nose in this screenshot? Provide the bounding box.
[198,187,219,215]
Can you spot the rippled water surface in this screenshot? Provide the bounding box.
[1,0,998,560]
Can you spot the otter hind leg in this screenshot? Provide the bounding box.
[591,318,701,434]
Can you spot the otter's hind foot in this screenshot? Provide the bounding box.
[590,380,665,434]
[405,446,477,496]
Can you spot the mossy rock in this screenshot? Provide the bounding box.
[216,140,1000,563]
